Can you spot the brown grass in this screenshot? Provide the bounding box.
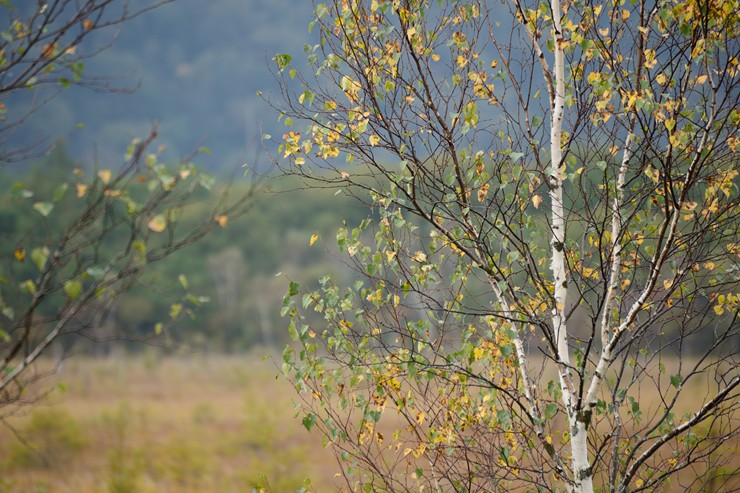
[0,353,736,493]
[0,352,339,493]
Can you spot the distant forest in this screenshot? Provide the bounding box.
[0,0,374,353]
[7,0,315,169]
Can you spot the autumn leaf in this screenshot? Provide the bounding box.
[310,233,319,246]
[33,202,54,217]
[98,169,111,184]
[214,214,228,228]
[532,195,543,209]
[41,43,56,59]
[14,248,25,262]
[477,183,489,202]
[148,215,167,232]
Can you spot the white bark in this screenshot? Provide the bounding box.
[549,0,593,491]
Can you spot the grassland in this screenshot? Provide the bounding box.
[0,352,337,493]
[0,353,736,492]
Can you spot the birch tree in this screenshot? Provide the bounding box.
[274,0,740,491]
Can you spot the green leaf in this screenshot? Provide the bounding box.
[133,240,147,257]
[545,403,557,420]
[52,183,69,202]
[506,250,520,264]
[20,280,36,295]
[670,374,682,389]
[86,267,105,279]
[33,202,54,217]
[63,280,82,301]
[289,280,300,296]
[302,412,316,432]
[70,61,84,82]
[31,247,49,271]
[11,183,33,199]
[274,53,292,71]
[169,303,183,318]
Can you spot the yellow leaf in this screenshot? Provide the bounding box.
[215,215,228,228]
[695,74,707,85]
[310,234,319,246]
[583,267,599,279]
[714,305,725,315]
[416,411,425,424]
[587,72,600,84]
[532,194,543,209]
[412,251,427,263]
[431,53,440,62]
[98,169,111,184]
[663,279,673,290]
[477,183,489,202]
[14,248,25,262]
[691,39,705,59]
[83,19,94,31]
[369,135,380,146]
[76,183,88,197]
[656,73,667,85]
[148,215,167,233]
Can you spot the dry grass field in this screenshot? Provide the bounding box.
[0,352,338,493]
[0,353,736,492]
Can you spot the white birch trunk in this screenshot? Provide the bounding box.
[548,0,594,491]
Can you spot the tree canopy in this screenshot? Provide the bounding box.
[275,0,740,492]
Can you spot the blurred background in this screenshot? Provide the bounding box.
[0,1,356,491]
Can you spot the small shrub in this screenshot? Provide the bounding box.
[9,408,87,468]
[105,403,144,493]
